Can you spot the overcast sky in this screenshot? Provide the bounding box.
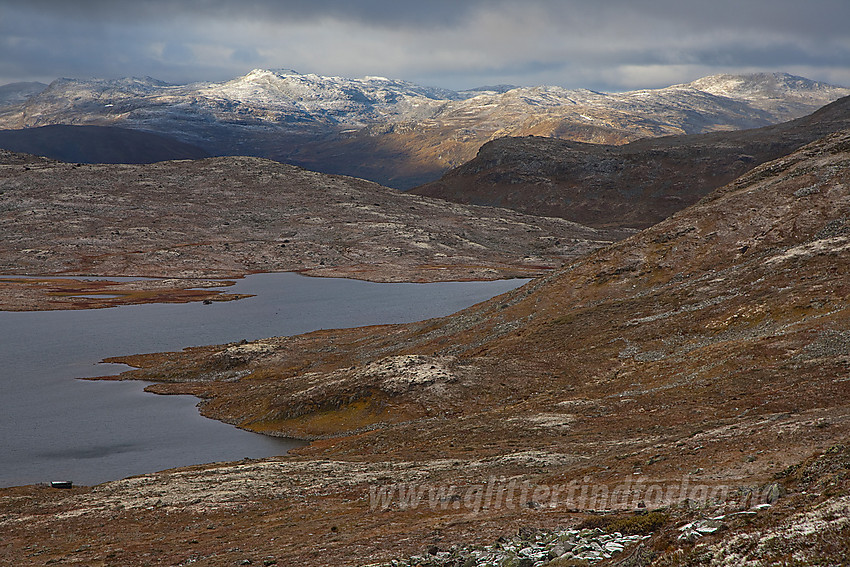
[2,0,849,91]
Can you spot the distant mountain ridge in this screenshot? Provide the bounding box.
[0,70,847,187]
[685,72,845,104]
[0,81,47,107]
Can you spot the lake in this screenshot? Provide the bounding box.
[0,272,527,487]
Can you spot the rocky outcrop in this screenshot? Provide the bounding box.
[374,527,651,566]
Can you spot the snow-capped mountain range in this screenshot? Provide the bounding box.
[0,69,848,188]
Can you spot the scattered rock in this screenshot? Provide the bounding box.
[378,528,648,566]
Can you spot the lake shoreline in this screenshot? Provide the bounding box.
[0,268,537,312]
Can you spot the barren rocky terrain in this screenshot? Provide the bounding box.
[0,149,625,310]
[3,126,848,565]
[413,95,850,229]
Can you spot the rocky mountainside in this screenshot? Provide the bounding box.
[0,152,626,309]
[4,127,847,564]
[0,124,210,164]
[1,70,846,188]
[413,94,850,229]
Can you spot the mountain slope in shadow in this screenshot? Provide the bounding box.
[0,124,210,164]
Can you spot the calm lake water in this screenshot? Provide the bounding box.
[0,272,526,487]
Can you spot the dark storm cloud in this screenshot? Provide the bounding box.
[8,0,487,27]
[2,0,849,90]
[14,0,850,35]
